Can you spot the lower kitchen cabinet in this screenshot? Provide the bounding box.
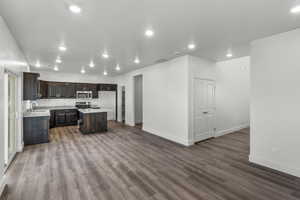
[52,109,78,127]
[79,112,107,134]
[50,110,55,128]
[66,110,78,124]
[23,116,50,145]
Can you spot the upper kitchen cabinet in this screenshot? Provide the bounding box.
[76,83,89,91]
[48,82,76,99]
[26,79,117,99]
[23,72,40,100]
[64,82,76,98]
[98,84,117,91]
[89,84,98,98]
[48,82,62,98]
[38,80,48,99]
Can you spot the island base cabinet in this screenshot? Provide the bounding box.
[23,116,50,145]
[79,112,107,134]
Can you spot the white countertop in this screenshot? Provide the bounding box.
[35,106,77,110]
[23,106,110,117]
[23,106,76,118]
[78,108,112,114]
[23,110,50,118]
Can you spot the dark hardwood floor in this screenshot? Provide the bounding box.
[4,122,300,200]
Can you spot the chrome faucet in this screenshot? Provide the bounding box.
[31,101,38,111]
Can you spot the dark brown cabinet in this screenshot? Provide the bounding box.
[54,109,78,127]
[23,72,40,100]
[63,83,76,98]
[46,82,76,99]
[23,116,49,145]
[34,81,116,99]
[98,84,117,91]
[89,84,98,98]
[38,80,48,99]
[65,110,78,124]
[79,112,107,134]
[48,82,61,98]
[50,110,55,128]
[55,110,66,126]
[76,83,89,91]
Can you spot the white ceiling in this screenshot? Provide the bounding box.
[0,0,300,76]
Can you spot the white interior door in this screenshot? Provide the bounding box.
[193,79,216,142]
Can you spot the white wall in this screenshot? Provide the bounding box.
[215,57,250,136]
[117,56,190,145]
[0,16,28,192]
[250,29,300,177]
[134,75,143,124]
[117,55,250,146]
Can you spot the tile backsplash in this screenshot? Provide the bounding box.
[35,99,100,107]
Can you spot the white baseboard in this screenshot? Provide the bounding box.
[249,154,300,178]
[17,142,24,152]
[215,123,249,137]
[142,126,191,146]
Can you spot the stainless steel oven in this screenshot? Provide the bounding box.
[76,91,92,99]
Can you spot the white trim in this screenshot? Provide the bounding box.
[143,126,192,146]
[215,123,249,137]
[4,73,8,165]
[0,175,6,198]
[249,154,300,178]
[4,72,19,167]
[17,142,24,152]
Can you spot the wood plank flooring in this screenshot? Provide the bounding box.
[4,122,300,200]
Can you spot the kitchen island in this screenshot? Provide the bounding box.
[78,108,111,134]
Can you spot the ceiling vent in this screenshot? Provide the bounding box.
[155,58,168,64]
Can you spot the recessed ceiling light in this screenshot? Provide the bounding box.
[290,5,300,13]
[69,4,81,14]
[134,57,140,64]
[54,65,59,71]
[81,68,86,74]
[103,70,108,76]
[188,43,196,50]
[102,52,109,59]
[226,53,233,58]
[59,45,67,52]
[89,61,95,68]
[145,29,154,37]
[35,61,41,68]
[56,57,62,63]
[116,64,121,71]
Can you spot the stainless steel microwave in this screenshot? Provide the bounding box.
[76,91,92,99]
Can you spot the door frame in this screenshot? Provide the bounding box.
[133,74,143,126]
[192,78,216,143]
[3,69,19,171]
[121,86,125,123]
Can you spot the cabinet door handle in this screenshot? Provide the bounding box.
[203,112,208,114]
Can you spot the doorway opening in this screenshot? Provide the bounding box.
[121,86,125,123]
[134,75,143,128]
[4,71,18,169]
